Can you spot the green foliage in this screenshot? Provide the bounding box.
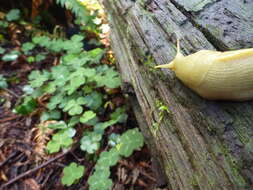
[40,110,61,121]
[56,0,90,22]
[35,53,46,62]
[32,34,85,53]
[0,75,8,89]
[18,34,123,157]
[21,42,35,54]
[56,0,99,33]
[151,100,170,136]
[63,98,86,115]
[14,97,37,115]
[6,9,21,21]
[48,121,68,129]
[110,107,128,123]
[0,47,5,54]
[95,67,121,88]
[82,91,103,110]
[80,131,101,154]
[117,128,144,157]
[29,70,50,88]
[20,35,120,118]
[11,1,145,189]
[88,128,144,190]
[61,162,85,186]
[88,171,113,190]
[2,50,20,61]
[108,133,121,147]
[27,56,35,63]
[46,129,74,153]
[80,110,96,123]
[0,21,8,28]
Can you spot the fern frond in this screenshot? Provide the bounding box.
[56,0,89,21]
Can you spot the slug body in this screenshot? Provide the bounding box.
[155,42,253,101]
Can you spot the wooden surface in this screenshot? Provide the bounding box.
[101,0,253,189]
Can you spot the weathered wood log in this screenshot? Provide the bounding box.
[101,0,253,189]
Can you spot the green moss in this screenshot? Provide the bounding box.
[150,100,170,136]
[143,55,154,66]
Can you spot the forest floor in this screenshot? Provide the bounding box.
[0,1,159,190]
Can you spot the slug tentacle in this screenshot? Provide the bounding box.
[155,40,253,101]
[155,61,175,70]
[155,39,182,70]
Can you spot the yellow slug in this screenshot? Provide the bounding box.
[155,40,253,101]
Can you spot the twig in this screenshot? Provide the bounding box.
[0,151,24,168]
[3,88,19,98]
[70,151,84,162]
[0,147,74,190]
[118,160,156,182]
[0,115,20,123]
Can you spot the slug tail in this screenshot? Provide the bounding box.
[155,61,175,70]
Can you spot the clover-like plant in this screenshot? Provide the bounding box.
[13,1,145,188]
[0,75,8,89]
[61,162,85,186]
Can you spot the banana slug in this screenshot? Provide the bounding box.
[155,41,253,101]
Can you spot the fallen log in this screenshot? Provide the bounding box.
[101,0,253,189]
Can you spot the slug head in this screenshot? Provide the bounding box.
[155,39,184,71]
[154,40,209,88]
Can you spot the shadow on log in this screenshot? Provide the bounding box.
[101,0,253,189]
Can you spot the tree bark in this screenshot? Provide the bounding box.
[101,0,253,189]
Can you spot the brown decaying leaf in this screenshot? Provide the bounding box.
[9,23,22,46]
[24,178,41,190]
[32,121,54,161]
[0,170,8,181]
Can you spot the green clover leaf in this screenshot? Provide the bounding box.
[2,50,20,61]
[47,131,73,154]
[47,93,64,110]
[80,131,102,154]
[65,70,86,95]
[32,36,50,46]
[82,92,103,110]
[63,99,84,116]
[88,170,113,190]
[61,162,85,186]
[80,110,96,123]
[117,128,144,157]
[68,116,80,128]
[51,65,70,87]
[0,47,6,54]
[0,75,8,89]
[47,121,68,129]
[95,67,121,88]
[110,107,128,123]
[35,53,46,62]
[21,42,35,54]
[80,135,100,154]
[40,110,61,121]
[29,70,50,88]
[63,40,83,54]
[0,21,8,28]
[6,9,20,21]
[86,48,104,64]
[42,82,56,94]
[71,34,84,42]
[108,133,121,147]
[14,97,37,115]
[97,149,120,167]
